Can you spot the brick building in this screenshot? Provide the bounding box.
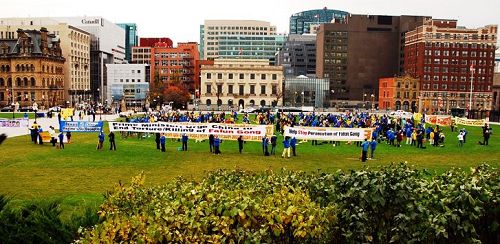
[404,19,497,114]
[150,42,199,93]
[131,37,173,64]
[378,75,420,111]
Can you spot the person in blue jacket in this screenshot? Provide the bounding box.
[370,139,377,159]
[58,131,65,149]
[290,137,297,156]
[181,133,188,151]
[97,131,105,150]
[281,136,291,158]
[270,135,277,155]
[361,139,370,162]
[214,135,221,154]
[160,133,166,152]
[262,135,269,156]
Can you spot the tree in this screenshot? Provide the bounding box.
[163,85,190,109]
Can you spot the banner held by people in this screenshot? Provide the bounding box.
[284,126,372,141]
[60,121,104,132]
[454,117,485,127]
[108,122,274,142]
[0,118,29,128]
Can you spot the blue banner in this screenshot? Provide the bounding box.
[60,121,103,132]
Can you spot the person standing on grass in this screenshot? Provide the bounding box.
[361,139,370,162]
[66,131,71,144]
[155,133,161,150]
[48,126,56,147]
[262,135,269,156]
[37,125,43,145]
[457,132,464,147]
[58,131,65,149]
[109,131,116,151]
[237,135,244,154]
[97,131,104,150]
[209,134,215,153]
[291,137,297,156]
[416,129,424,148]
[482,123,492,146]
[282,136,291,158]
[214,135,221,154]
[160,133,166,152]
[270,134,277,155]
[370,139,377,159]
[181,133,188,151]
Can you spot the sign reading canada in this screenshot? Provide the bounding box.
[284,126,372,141]
[108,122,274,142]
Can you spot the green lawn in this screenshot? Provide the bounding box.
[0,123,499,219]
[0,112,38,119]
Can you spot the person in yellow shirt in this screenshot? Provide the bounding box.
[411,130,417,146]
[429,131,434,145]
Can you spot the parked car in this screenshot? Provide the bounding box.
[0,106,13,112]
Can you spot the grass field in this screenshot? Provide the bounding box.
[0,112,38,119]
[0,122,499,219]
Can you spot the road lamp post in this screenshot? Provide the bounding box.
[371,93,375,112]
[468,65,474,118]
[301,91,304,107]
[363,93,367,110]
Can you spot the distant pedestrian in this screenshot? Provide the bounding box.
[457,132,464,147]
[97,132,104,150]
[270,135,277,155]
[155,133,161,150]
[482,123,492,146]
[66,131,71,144]
[361,139,370,162]
[181,133,188,151]
[37,126,43,145]
[237,135,244,154]
[214,135,221,154]
[209,134,215,153]
[58,131,65,149]
[282,136,291,158]
[160,133,166,152]
[48,126,56,147]
[109,131,116,150]
[262,135,269,156]
[291,137,297,156]
[370,139,377,159]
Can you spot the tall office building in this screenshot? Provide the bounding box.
[277,34,316,77]
[200,20,285,64]
[106,63,149,108]
[316,15,428,104]
[404,19,497,113]
[117,23,138,63]
[290,8,349,35]
[53,17,125,104]
[0,18,91,104]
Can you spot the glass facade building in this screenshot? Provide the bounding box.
[289,8,349,35]
[117,23,138,62]
[216,35,286,65]
[277,34,316,77]
[284,76,330,108]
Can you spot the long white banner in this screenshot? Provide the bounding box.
[108,122,274,142]
[284,126,373,141]
[0,118,29,128]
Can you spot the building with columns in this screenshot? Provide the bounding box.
[200,59,283,110]
[0,28,65,107]
[404,19,497,114]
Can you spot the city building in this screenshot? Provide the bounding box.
[404,19,497,113]
[378,75,420,111]
[493,73,500,111]
[0,18,91,104]
[200,20,285,64]
[53,17,126,105]
[106,63,149,109]
[117,23,138,62]
[200,59,283,110]
[150,42,199,93]
[0,28,65,107]
[289,8,349,35]
[284,75,329,108]
[316,15,428,105]
[277,34,316,77]
[131,37,173,64]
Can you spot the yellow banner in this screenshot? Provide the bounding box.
[454,118,486,127]
[60,108,75,120]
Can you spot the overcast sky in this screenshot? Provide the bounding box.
[2,0,499,43]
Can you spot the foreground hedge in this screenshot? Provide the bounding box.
[77,164,499,243]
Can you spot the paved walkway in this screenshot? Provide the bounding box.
[0,114,119,138]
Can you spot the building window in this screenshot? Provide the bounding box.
[206,84,211,93]
[250,85,255,94]
[272,74,277,80]
[137,70,141,73]
[229,73,233,79]
[228,85,233,94]
[217,84,222,94]
[261,74,266,80]
[250,74,255,80]
[207,73,211,79]
[272,85,277,95]
[239,73,244,79]
[260,85,266,94]
[217,73,222,79]
[239,85,244,95]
